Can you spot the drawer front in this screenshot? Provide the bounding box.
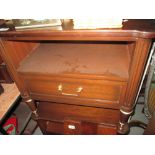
[22,75,126,108]
[38,119,117,135]
[46,121,64,134]
[37,102,119,135]
[64,119,82,135]
[38,102,119,124]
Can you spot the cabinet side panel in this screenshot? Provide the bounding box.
[123,38,152,110]
[127,42,136,73]
[0,40,39,69]
[0,39,39,94]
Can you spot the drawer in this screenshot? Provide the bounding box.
[22,75,127,108]
[38,119,117,135]
[37,102,119,126]
[36,102,119,134]
[46,121,64,134]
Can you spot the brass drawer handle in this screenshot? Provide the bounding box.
[68,124,76,130]
[58,84,83,96]
[61,92,78,96]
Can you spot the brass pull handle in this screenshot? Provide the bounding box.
[58,84,63,91]
[68,124,76,130]
[58,84,83,96]
[77,86,83,93]
[61,92,78,97]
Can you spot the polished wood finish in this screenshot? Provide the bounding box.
[97,123,117,135]
[37,102,119,134]
[22,96,38,120]
[44,120,117,135]
[0,20,154,134]
[19,75,126,109]
[117,109,133,134]
[1,20,155,39]
[37,102,119,123]
[17,42,130,80]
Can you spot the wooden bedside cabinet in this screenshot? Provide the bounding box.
[0,19,155,134]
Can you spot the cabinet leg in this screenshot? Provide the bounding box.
[117,108,133,134]
[22,96,38,120]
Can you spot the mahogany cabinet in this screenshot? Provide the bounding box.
[0,19,155,134]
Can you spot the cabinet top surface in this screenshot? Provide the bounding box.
[0,19,155,40]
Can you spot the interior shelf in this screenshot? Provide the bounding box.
[17,42,130,81]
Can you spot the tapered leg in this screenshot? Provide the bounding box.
[22,96,38,120]
[117,108,133,134]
